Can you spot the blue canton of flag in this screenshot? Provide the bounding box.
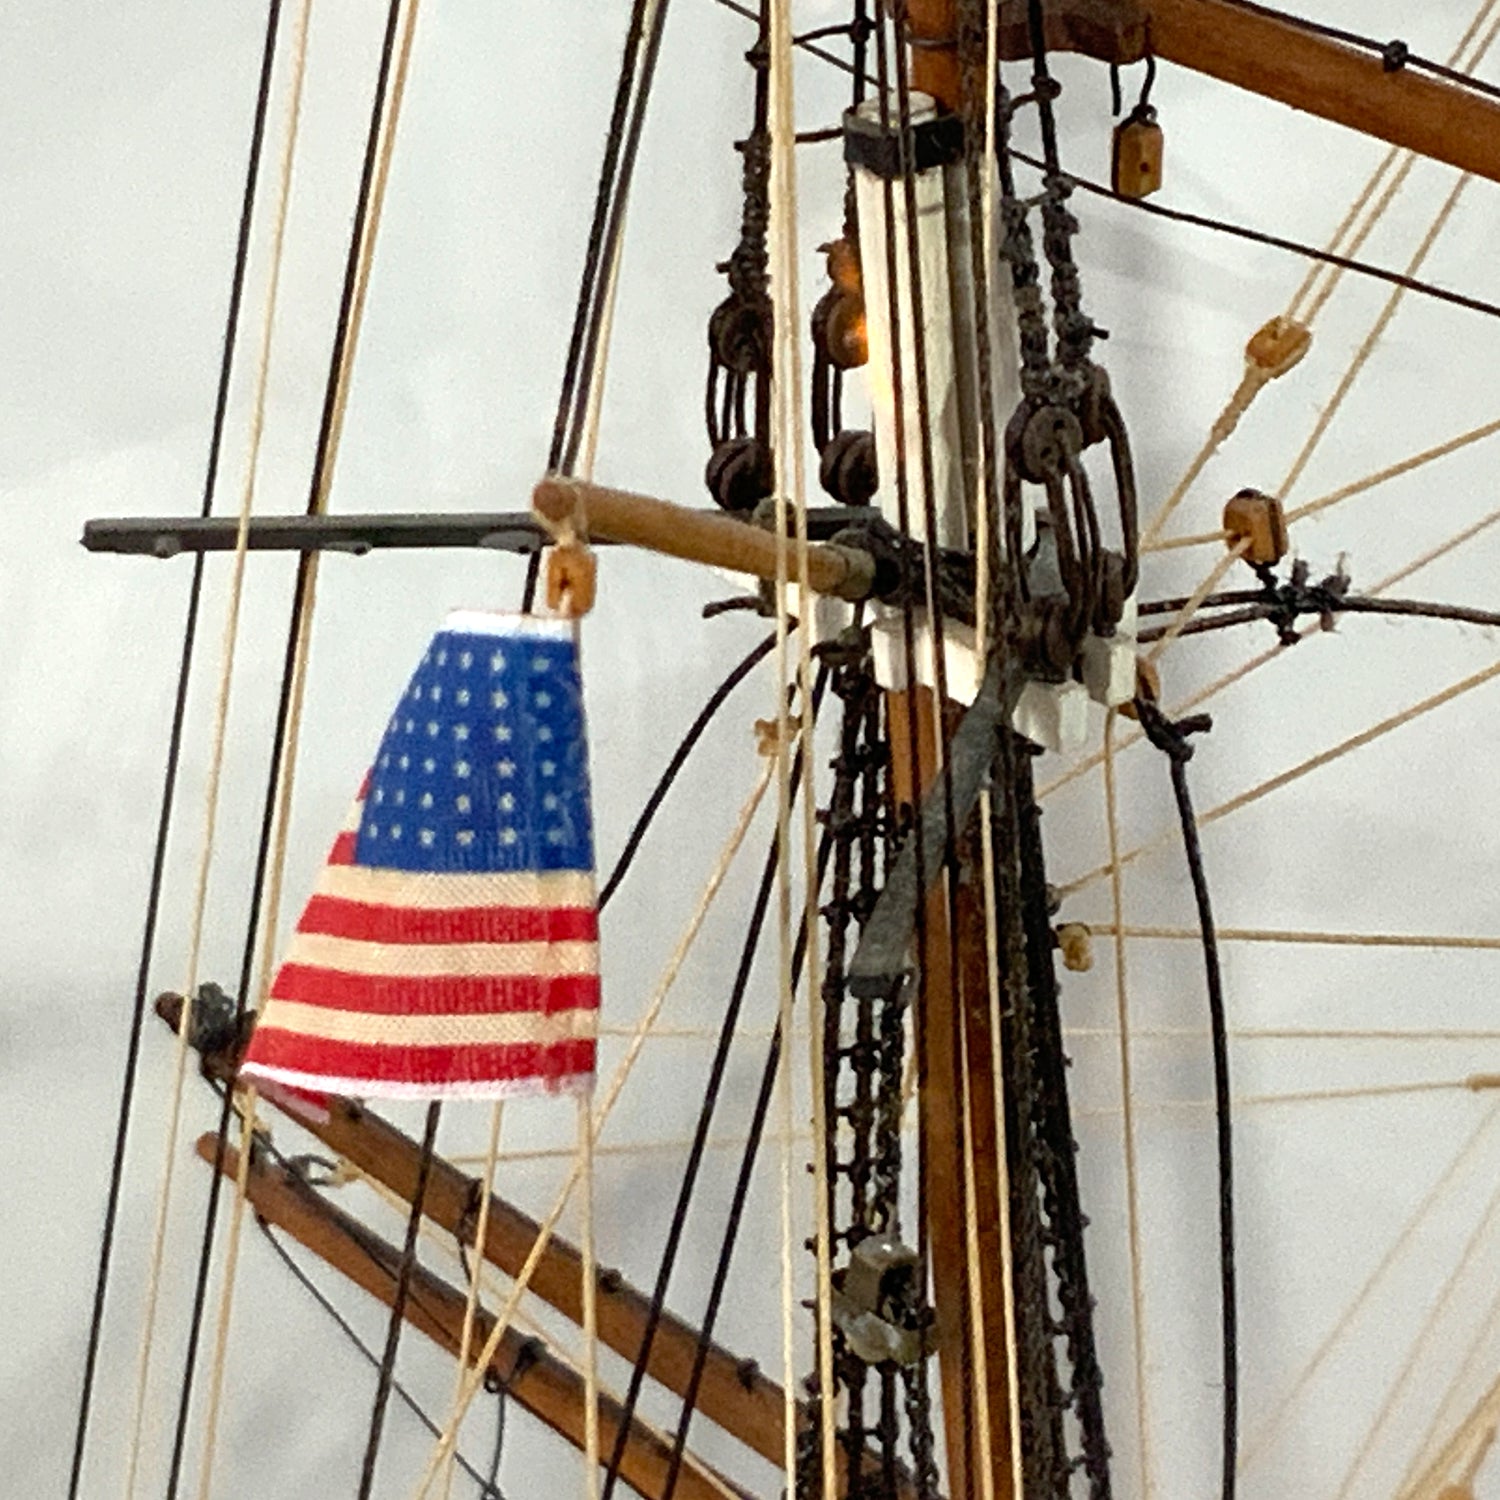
[361,614,594,875]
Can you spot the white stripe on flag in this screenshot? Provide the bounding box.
[285,932,599,978]
[254,999,597,1048]
[314,865,596,909]
[443,610,576,640]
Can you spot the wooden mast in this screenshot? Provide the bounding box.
[886,10,1020,1500]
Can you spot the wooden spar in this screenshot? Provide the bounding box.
[532,475,874,598]
[154,996,790,1474]
[194,1135,749,1500]
[911,0,1500,189]
[295,1096,800,1472]
[1144,0,1500,188]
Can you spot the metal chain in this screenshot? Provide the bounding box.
[793,634,941,1500]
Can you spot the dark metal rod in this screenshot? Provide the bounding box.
[81,508,871,559]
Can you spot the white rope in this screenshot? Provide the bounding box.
[1058,655,1500,900]
[1238,1101,1500,1474]
[1103,715,1153,1499]
[578,1091,600,1500]
[119,7,314,1491]
[1328,1178,1500,1500]
[439,1101,503,1500]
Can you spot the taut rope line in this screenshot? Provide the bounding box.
[193,3,427,1491]
[1104,713,1154,1500]
[120,5,314,1492]
[1058,654,1500,900]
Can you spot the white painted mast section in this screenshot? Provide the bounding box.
[848,91,1108,751]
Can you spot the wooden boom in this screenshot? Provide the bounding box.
[157,995,789,1473]
[1148,0,1500,187]
[195,1134,750,1500]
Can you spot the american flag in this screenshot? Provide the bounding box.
[239,610,600,1100]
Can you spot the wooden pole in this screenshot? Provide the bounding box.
[156,996,790,1474]
[1145,0,1500,188]
[979,0,1500,189]
[888,689,1017,1500]
[532,476,873,599]
[196,1135,747,1500]
[312,1096,798,1473]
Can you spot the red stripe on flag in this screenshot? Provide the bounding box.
[297,895,598,946]
[269,964,600,1017]
[328,831,358,865]
[245,1028,595,1092]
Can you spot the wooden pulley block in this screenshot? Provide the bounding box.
[1222,487,1288,566]
[1245,315,1311,379]
[545,541,596,617]
[1111,108,1163,199]
[815,239,868,369]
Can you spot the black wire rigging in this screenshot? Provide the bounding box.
[1133,695,1237,1500]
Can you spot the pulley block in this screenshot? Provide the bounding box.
[1222,487,1288,565]
[1111,105,1164,198]
[829,1234,924,1366]
[818,428,878,507]
[705,435,774,512]
[708,293,771,375]
[811,238,868,370]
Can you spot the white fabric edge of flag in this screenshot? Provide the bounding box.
[442,610,577,640]
[239,1061,594,1101]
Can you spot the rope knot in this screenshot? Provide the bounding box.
[1254,557,1351,645]
[1381,38,1410,71]
[1133,694,1212,763]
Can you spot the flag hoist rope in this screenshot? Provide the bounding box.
[119,4,314,1494]
[765,0,837,1494]
[973,3,1026,1495]
[439,1099,503,1500]
[951,4,1020,1495]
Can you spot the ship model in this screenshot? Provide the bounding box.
[45,0,1500,1496]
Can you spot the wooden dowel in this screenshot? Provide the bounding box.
[195,1135,748,1500]
[304,1096,796,1471]
[533,476,873,599]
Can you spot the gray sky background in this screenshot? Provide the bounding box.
[5,2,1500,1496]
